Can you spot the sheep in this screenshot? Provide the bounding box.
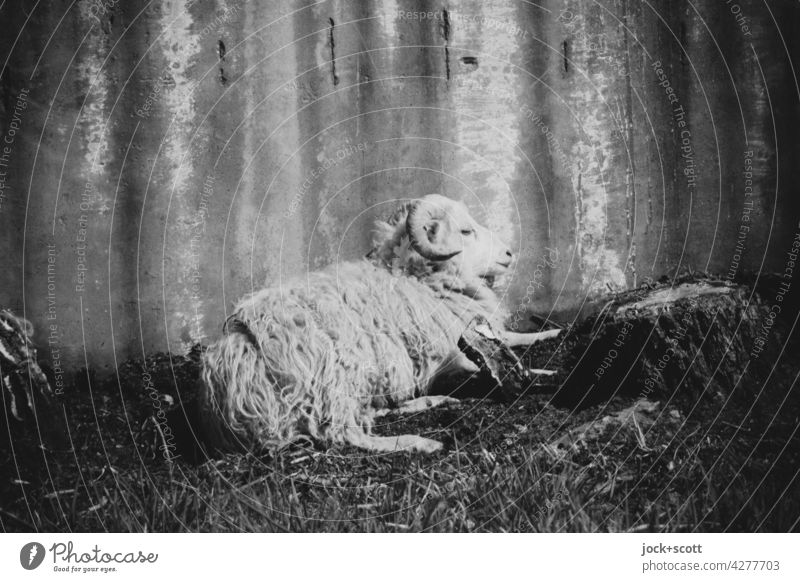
[200,194,560,453]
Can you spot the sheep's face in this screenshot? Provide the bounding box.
[371,195,513,284]
[406,195,513,281]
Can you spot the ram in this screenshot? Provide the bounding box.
[201,195,559,453]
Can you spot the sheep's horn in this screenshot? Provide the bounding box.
[406,195,463,261]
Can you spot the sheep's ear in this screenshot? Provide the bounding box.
[423,220,440,241]
[406,196,462,261]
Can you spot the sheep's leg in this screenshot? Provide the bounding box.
[471,321,560,347]
[345,430,443,454]
[374,395,459,418]
[431,350,481,382]
[503,329,561,347]
[414,349,486,398]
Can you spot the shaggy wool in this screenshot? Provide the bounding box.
[201,202,509,450]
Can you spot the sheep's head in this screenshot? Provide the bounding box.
[370,194,513,285]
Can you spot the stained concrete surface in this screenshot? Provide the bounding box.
[0,0,798,374]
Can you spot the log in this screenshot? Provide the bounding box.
[457,315,524,393]
[450,315,560,402]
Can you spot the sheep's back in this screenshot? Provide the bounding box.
[230,262,472,407]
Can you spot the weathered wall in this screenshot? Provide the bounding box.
[1,0,798,375]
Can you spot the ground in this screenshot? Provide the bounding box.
[1,277,798,532]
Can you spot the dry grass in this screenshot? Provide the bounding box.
[2,365,797,532]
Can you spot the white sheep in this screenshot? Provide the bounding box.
[200,195,559,453]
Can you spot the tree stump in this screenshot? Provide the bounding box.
[459,278,797,408]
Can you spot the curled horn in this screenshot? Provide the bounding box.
[406,195,463,261]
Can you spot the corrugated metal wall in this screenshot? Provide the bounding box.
[1,0,798,374]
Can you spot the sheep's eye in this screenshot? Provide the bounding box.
[461,229,474,236]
